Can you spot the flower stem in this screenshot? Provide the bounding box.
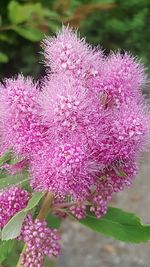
[16,192,53,267]
[37,192,53,220]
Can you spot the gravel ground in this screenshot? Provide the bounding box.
[55,150,150,267]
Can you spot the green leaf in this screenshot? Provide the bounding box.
[13,26,44,41]
[8,1,25,24]
[0,170,8,179]
[8,1,48,25]
[8,1,37,24]
[0,34,9,42]
[0,52,9,63]
[2,240,23,266]
[79,207,150,243]
[7,155,23,165]
[0,240,16,263]
[45,257,55,267]
[24,192,45,211]
[2,192,45,240]
[46,213,61,229]
[1,212,26,241]
[0,172,30,190]
[0,150,12,167]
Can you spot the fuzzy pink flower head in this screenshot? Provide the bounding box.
[107,100,150,161]
[0,27,149,224]
[60,159,137,219]
[30,137,95,200]
[0,75,47,157]
[0,186,29,228]
[42,26,103,83]
[87,99,150,165]
[88,159,137,218]
[19,214,61,267]
[58,158,137,219]
[39,74,93,138]
[91,52,146,107]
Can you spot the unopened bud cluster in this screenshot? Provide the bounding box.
[0,186,29,228]
[18,215,61,267]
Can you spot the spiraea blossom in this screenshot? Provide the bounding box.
[0,27,149,215]
[30,137,93,199]
[90,52,146,108]
[39,74,93,135]
[86,99,150,166]
[30,27,150,218]
[0,27,150,266]
[0,186,29,228]
[42,26,103,83]
[0,75,47,158]
[18,215,61,267]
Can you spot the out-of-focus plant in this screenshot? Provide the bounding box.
[81,0,150,67]
[0,0,116,79]
[0,0,60,78]
[54,0,116,27]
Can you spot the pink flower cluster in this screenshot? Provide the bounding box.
[0,75,47,157]
[0,27,150,219]
[0,187,29,228]
[18,215,61,267]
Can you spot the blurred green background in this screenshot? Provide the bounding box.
[0,0,150,80]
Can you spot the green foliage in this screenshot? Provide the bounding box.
[0,171,30,190]
[0,0,115,79]
[0,240,17,263]
[1,212,26,241]
[1,192,45,240]
[46,213,62,229]
[0,0,149,78]
[81,0,150,66]
[45,258,55,267]
[1,240,23,266]
[0,52,9,63]
[13,26,44,42]
[79,207,150,243]
[0,149,12,167]
[0,0,60,78]
[8,1,43,25]
[0,150,30,189]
